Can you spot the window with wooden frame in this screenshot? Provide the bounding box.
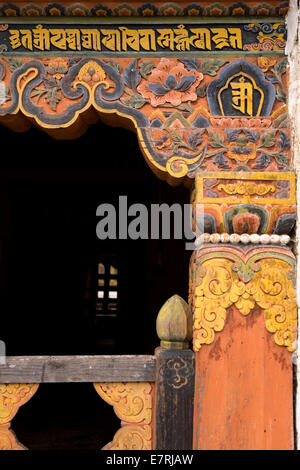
[96,260,119,317]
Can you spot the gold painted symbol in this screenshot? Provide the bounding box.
[231,76,253,115]
[218,72,264,117]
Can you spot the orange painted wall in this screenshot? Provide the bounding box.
[193,305,294,450]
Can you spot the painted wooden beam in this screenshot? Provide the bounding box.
[0,355,156,383]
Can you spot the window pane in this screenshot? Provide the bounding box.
[98,263,105,275]
[108,291,118,299]
[108,302,117,311]
[110,265,118,275]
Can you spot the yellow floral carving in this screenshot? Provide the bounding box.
[94,382,153,450]
[217,182,276,196]
[193,259,297,352]
[0,384,39,425]
[0,426,24,450]
[102,425,152,450]
[257,57,277,72]
[0,383,39,450]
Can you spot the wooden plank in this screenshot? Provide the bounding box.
[154,348,195,450]
[0,355,156,383]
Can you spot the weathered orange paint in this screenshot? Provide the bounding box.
[193,305,294,450]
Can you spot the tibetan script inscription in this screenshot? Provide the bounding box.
[231,77,254,115]
[0,22,286,55]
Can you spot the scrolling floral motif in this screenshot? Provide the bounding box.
[0,55,289,183]
[94,382,153,450]
[193,258,297,352]
[217,181,276,196]
[0,383,39,450]
[159,356,194,389]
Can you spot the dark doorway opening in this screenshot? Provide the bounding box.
[0,119,190,449]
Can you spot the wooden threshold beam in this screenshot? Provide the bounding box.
[0,355,156,383]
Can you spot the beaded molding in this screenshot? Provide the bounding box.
[195,233,291,246]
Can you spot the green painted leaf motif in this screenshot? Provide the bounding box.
[231,261,257,283]
[287,270,296,289]
[236,136,248,146]
[205,149,224,159]
[139,60,155,79]
[260,130,277,148]
[45,64,67,75]
[276,86,286,103]
[208,131,225,148]
[45,87,61,111]
[31,87,47,104]
[6,58,24,72]
[201,59,229,76]
[273,152,289,168]
[273,57,287,78]
[120,94,147,109]
[196,83,206,98]
[45,66,56,75]
[102,58,122,74]
[176,102,193,112]
[273,112,288,128]
[124,87,134,96]
[57,65,68,74]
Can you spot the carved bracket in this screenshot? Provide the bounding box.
[0,383,39,450]
[94,382,153,450]
[189,245,297,352]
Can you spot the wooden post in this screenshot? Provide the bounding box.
[154,295,195,450]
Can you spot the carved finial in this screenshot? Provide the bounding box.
[156,294,193,350]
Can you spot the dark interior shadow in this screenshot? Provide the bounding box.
[0,120,190,449]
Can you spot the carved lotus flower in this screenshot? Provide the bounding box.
[227,142,256,162]
[137,58,203,107]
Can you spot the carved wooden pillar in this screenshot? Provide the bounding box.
[190,245,296,449]
[188,13,296,448]
[154,295,195,450]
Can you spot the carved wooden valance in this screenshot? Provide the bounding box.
[0,13,289,186]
